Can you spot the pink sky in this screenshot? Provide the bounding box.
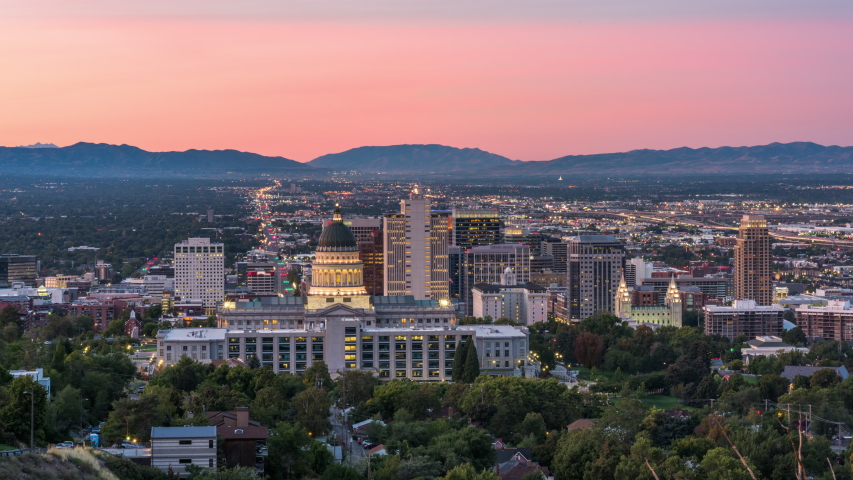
[1,8,852,161]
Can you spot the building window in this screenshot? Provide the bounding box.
[179,459,192,464]
[179,440,192,445]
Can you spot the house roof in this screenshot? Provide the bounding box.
[499,463,546,480]
[781,365,849,381]
[217,425,269,440]
[151,426,217,438]
[496,448,532,465]
[567,419,597,430]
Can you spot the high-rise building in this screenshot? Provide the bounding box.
[461,243,531,315]
[383,190,449,301]
[624,257,653,287]
[94,260,112,282]
[207,208,214,223]
[541,240,568,273]
[566,235,625,321]
[450,209,503,248]
[449,246,464,302]
[504,229,543,254]
[734,215,772,306]
[704,300,783,340]
[236,262,278,295]
[359,229,384,296]
[174,238,225,311]
[0,254,37,288]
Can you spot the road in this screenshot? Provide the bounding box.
[330,406,364,463]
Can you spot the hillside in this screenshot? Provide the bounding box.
[498,142,853,176]
[0,142,311,178]
[308,144,520,173]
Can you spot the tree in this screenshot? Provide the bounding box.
[517,413,547,445]
[303,361,333,389]
[267,422,315,479]
[104,318,126,337]
[102,395,165,444]
[462,339,481,383]
[50,385,86,435]
[425,426,496,473]
[451,339,469,382]
[247,355,261,369]
[149,356,209,393]
[781,326,807,346]
[322,464,365,480]
[439,464,500,480]
[810,368,841,389]
[293,387,333,436]
[335,370,380,407]
[574,333,604,370]
[699,447,755,480]
[0,376,48,445]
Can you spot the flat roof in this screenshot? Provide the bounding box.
[162,328,228,341]
[151,426,217,438]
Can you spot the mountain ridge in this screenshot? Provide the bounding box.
[2,141,852,177]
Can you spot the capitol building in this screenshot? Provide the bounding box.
[156,206,536,380]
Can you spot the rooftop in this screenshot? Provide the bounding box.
[151,426,217,438]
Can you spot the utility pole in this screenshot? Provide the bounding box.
[765,398,769,412]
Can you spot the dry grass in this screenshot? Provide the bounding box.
[47,447,121,480]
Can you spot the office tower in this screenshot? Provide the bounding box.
[236,262,278,295]
[461,244,531,315]
[449,246,464,302]
[174,238,225,310]
[529,255,555,274]
[734,215,772,306]
[451,209,503,248]
[541,239,568,273]
[504,228,543,254]
[566,235,625,321]
[324,217,382,244]
[383,190,449,301]
[624,257,653,287]
[0,254,37,287]
[359,229,384,296]
[94,260,112,282]
[207,208,214,223]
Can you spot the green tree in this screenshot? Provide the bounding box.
[102,395,165,444]
[439,463,499,480]
[335,370,380,407]
[462,339,481,383]
[451,338,469,382]
[699,447,756,480]
[303,360,333,389]
[0,376,48,446]
[424,426,496,473]
[50,385,86,435]
[267,422,316,479]
[293,387,332,436]
[517,412,547,445]
[322,463,365,480]
[149,356,209,393]
[810,368,841,389]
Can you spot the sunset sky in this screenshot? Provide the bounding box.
[1,1,852,161]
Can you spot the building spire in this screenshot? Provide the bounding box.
[332,203,343,223]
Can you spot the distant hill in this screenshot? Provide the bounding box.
[0,142,311,177]
[498,142,853,176]
[2,141,851,178]
[17,142,58,148]
[308,144,520,173]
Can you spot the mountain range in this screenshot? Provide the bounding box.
[1,141,851,178]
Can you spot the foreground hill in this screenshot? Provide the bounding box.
[499,142,853,176]
[308,144,520,173]
[0,142,311,177]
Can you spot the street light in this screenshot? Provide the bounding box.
[23,391,34,450]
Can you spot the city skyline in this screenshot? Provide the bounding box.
[2,1,852,162]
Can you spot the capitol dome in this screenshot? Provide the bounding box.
[317,205,358,252]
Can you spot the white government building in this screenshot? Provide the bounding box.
[156,207,536,380]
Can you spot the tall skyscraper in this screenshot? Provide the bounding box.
[461,243,531,315]
[450,208,503,248]
[0,254,37,287]
[541,239,568,273]
[383,190,449,301]
[734,214,772,306]
[504,228,543,254]
[359,229,384,296]
[624,257,653,287]
[566,235,625,321]
[174,238,225,310]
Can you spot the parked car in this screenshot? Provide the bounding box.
[121,442,143,449]
[56,441,74,449]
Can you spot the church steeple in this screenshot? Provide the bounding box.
[615,273,631,315]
